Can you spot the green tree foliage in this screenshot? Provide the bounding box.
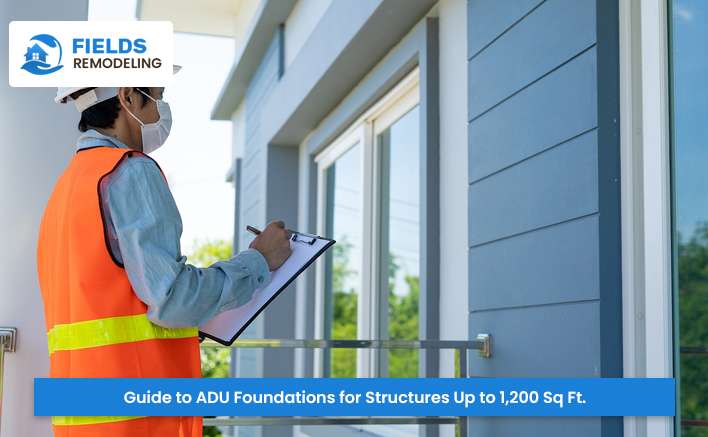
[189,239,233,437]
[677,223,708,436]
[331,239,357,378]
[330,238,420,378]
[388,275,419,378]
[188,239,233,268]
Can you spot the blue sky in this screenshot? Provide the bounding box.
[672,0,708,241]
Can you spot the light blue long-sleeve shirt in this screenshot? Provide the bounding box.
[76,129,270,328]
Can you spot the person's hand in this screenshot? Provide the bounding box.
[249,221,293,271]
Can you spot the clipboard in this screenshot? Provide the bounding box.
[198,231,335,346]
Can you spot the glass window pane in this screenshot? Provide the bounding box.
[324,143,362,378]
[670,0,708,431]
[380,106,420,378]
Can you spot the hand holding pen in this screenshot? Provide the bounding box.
[247,221,293,271]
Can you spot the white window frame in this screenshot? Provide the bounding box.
[619,0,674,436]
[312,68,420,379]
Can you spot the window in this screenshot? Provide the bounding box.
[324,142,363,378]
[313,69,421,379]
[376,106,421,378]
[669,0,708,434]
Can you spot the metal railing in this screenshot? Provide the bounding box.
[200,334,492,436]
[0,327,17,436]
[0,330,490,435]
[679,346,708,428]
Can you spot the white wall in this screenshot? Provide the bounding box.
[294,140,315,381]
[284,0,332,68]
[437,0,468,373]
[437,3,468,437]
[0,1,88,436]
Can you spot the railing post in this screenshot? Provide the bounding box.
[457,347,468,437]
[0,327,18,437]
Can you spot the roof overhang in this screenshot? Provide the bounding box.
[211,0,297,120]
[257,0,435,147]
[136,0,244,37]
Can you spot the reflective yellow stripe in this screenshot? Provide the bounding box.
[52,416,145,426]
[47,313,197,355]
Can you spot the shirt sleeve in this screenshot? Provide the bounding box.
[103,155,271,328]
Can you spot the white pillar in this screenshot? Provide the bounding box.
[0,1,88,435]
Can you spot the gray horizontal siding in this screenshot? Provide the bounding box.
[469,47,598,183]
[467,0,544,58]
[469,214,599,311]
[236,24,294,402]
[239,30,282,253]
[467,0,621,434]
[242,171,261,193]
[469,129,599,246]
[245,30,281,153]
[243,147,262,170]
[236,33,282,405]
[468,300,601,377]
[468,0,596,119]
[239,146,266,251]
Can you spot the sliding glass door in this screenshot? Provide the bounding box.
[313,69,421,384]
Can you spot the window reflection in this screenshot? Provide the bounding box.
[324,143,362,378]
[379,106,421,378]
[670,0,708,433]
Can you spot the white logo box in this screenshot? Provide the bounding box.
[9,21,174,87]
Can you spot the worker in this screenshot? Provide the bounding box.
[36,75,292,437]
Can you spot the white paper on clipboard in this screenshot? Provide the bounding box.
[198,232,335,345]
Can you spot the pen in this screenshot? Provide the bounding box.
[247,225,299,239]
[246,225,261,235]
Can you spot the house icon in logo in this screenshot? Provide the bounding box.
[24,43,48,63]
[20,34,63,76]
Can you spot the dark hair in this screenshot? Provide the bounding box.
[72,87,151,132]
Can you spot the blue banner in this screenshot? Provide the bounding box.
[34,378,675,417]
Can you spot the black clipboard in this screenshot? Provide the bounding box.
[198,231,335,346]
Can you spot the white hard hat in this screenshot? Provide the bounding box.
[55,64,182,112]
[55,87,118,112]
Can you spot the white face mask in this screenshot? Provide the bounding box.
[122,89,172,154]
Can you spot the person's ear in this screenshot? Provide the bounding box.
[117,87,136,111]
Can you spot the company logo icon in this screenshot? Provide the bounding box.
[21,34,63,75]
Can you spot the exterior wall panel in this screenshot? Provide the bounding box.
[468,0,596,118]
[238,32,282,253]
[467,0,544,58]
[234,29,287,437]
[467,0,621,435]
[469,214,600,311]
[469,129,599,246]
[469,300,601,377]
[469,48,598,182]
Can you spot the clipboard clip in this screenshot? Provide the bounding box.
[291,231,318,245]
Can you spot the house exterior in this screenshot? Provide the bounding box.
[0,0,703,437]
[201,1,700,436]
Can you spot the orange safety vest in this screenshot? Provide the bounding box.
[36,146,203,437]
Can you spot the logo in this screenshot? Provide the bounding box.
[21,34,63,75]
[10,21,174,87]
